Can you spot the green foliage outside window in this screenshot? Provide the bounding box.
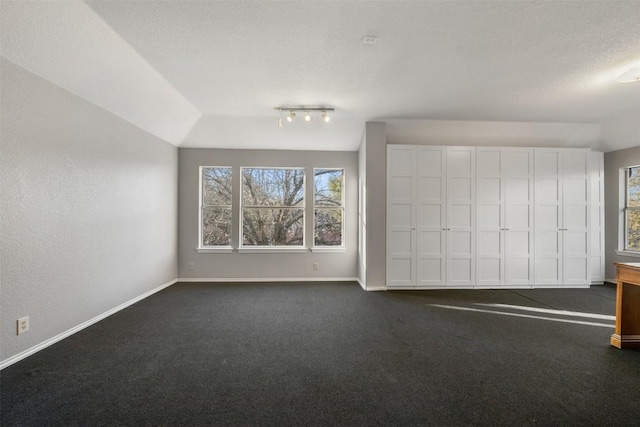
[314,169,344,246]
[626,166,640,251]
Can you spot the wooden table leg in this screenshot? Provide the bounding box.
[611,281,640,349]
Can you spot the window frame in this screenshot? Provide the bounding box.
[624,165,640,253]
[312,168,345,252]
[238,166,307,251]
[198,166,233,253]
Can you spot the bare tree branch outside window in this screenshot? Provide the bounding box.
[241,168,305,246]
[201,167,232,246]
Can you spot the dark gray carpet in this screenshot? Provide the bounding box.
[2,282,639,426]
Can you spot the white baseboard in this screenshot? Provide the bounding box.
[605,277,617,284]
[177,277,358,283]
[0,278,177,370]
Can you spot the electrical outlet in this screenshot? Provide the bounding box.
[188,262,195,271]
[313,262,319,270]
[17,316,29,335]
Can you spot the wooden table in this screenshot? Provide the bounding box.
[611,263,640,349]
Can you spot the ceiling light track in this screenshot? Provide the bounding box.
[274,106,334,127]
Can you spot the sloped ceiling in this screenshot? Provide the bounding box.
[2,1,639,151]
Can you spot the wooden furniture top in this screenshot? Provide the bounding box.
[614,263,640,286]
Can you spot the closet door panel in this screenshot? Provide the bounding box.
[476,148,503,287]
[416,147,446,287]
[507,205,530,228]
[387,146,417,287]
[534,149,563,285]
[562,149,590,285]
[447,147,475,286]
[503,148,533,287]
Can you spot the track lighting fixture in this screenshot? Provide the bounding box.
[273,106,335,127]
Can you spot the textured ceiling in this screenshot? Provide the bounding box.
[2,1,640,150]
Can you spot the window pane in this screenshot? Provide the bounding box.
[202,167,232,206]
[315,209,343,246]
[314,169,343,207]
[628,166,640,208]
[627,210,640,251]
[202,207,232,246]
[242,208,304,246]
[242,168,304,206]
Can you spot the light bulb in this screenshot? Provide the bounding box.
[287,111,295,122]
[304,112,312,122]
[616,67,640,83]
[277,117,283,128]
[322,111,330,123]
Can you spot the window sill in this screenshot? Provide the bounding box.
[615,250,640,258]
[237,247,308,254]
[311,247,346,253]
[197,247,233,254]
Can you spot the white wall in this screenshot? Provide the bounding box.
[604,146,640,280]
[177,148,358,280]
[601,109,640,153]
[386,119,601,149]
[357,131,366,287]
[360,122,387,290]
[0,59,178,365]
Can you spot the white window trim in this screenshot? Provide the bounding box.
[311,247,346,253]
[312,168,345,250]
[199,166,233,249]
[237,247,308,254]
[615,250,640,258]
[240,167,306,249]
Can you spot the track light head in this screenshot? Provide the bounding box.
[274,106,334,127]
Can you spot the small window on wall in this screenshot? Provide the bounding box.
[241,168,305,247]
[200,167,232,248]
[314,169,344,248]
[625,165,640,251]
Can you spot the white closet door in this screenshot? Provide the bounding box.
[534,148,590,287]
[416,147,446,287]
[535,149,563,285]
[503,149,533,287]
[446,147,475,287]
[476,148,533,288]
[387,146,416,287]
[563,149,590,285]
[476,149,503,287]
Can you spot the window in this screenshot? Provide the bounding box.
[200,167,232,247]
[241,168,305,247]
[314,169,344,247]
[625,165,640,251]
